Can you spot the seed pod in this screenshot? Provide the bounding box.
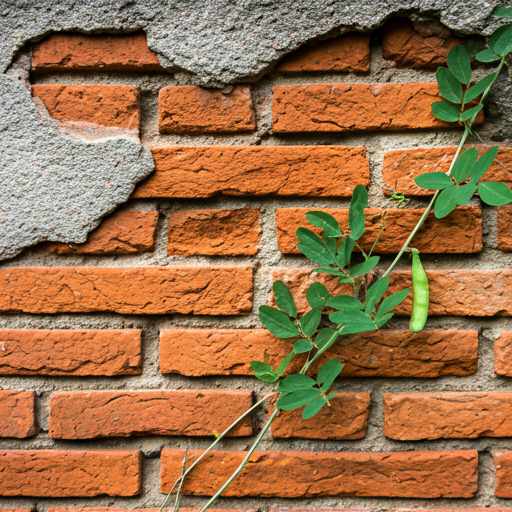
[409,248,429,333]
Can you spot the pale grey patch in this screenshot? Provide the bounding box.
[0,73,154,260]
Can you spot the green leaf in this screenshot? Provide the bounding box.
[414,172,454,190]
[306,282,330,310]
[272,280,297,318]
[276,350,296,377]
[464,73,497,102]
[478,181,512,205]
[455,183,478,205]
[277,388,322,411]
[375,288,410,321]
[366,275,390,314]
[349,184,368,240]
[494,5,512,17]
[476,48,501,62]
[299,309,322,336]
[335,236,355,268]
[470,146,499,183]
[447,44,472,84]
[434,185,458,218]
[348,255,380,277]
[431,100,460,122]
[277,373,316,392]
[314,328,339,350]
[460,104,483,122]
[329,309,377,334]
[296,227,333,266]
[489,24,512,56]
[436,66,463,103]
[259,305,300,339]
[317,357,343,392]
[306,211,342,238]
[452,147,478,183]
[250,361,277,383]
[463,39,485,58]
[375,312,394,328]
[293,338,313,354]
[302,396,326,419]
[326,295,364,310]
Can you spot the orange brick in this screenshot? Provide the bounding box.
[161,449,477,498]
[384,392,512,440]
[159,329,477,378]
[495,452,512,497]
[276,33,370,72]
[32,32,163,72]
[382,19,465,68]
[133,146,369,198]
[159,85,255,133]
[49,390,253,439]
[272,83,482,133]
[270,392,370,439]
[495,333,512,376]
[0,329,141,376]
[498,205,512,251]
[276,206,482,254]
[46,211,158,254]
[0,391,37,438]
[168,209,260,256]
[0,267,252,315]
[383,146,512,196]
[32,84,140,130]
[0,450,141,497]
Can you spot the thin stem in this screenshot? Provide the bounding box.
[368,212,387,258]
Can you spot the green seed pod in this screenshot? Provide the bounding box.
[409,248,429,333]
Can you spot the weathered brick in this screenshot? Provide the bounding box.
[384,392,512,440]
[32,32,163,72]
[31,84,140,130]
[159,328,477,378]
[46,211,158,254]
[133,146,369,198]
[382,19,465,68]
[161,449,477,498]
[272,83,482,133]
[159,85,255,133]
[0,267,252,315]
[0,450,141,497]
[495,332,512,377]
[498,205,512,251]
[495,452,512,497]
[276,206,482,254]
[275,33,370,72]
[168,209,260,256]
[0,329,141,376]
[383,146,512,196]
[270,392,370,439]
[49,390,253,439]
[0,391,37,438]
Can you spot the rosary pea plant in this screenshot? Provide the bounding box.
[163,10,512,512]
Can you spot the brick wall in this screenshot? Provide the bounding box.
[2,18,512,512]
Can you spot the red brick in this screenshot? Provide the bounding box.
[384,392,512,440]
[270,392,370,439]
[498,205,512,251]
[272,83,482,133]
[161,449,477,498]
[168,209,260,256]
[0,267,252,315]
[276,207,482,254]
[49,390,253,439]
[46,211,158,254]
[383,146,512,196]
[495,332,512,376]
[0,450,141,497]
[159,85,255,133]
[31,84,140,130]
[0,391,37,438]
[495,452,512,497]
[276,33,370,72]
[382,19,465,68]
[133,146,369,198]
[32,32,163,72]
[0,329,141,376]
[159,328,477,378]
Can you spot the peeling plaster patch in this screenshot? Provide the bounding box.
[0,74,154,260]
[0,0,506,86]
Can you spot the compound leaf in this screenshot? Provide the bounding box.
[349,184,368,240]
[414,171,454,190]
[250,361,277,383]
[306,211,342,238]
[273,280,297,318]
[259,305,300,338]
[431,100,460,122]
[434,185,458,218]
[436,66,463,103]
[478,181,512,205]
